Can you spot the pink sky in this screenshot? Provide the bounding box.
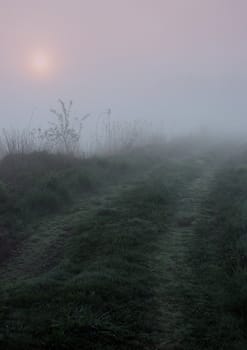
[1,0,247,133]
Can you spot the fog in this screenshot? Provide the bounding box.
[1,0,247,138]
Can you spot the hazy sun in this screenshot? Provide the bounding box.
[29,50,54,78]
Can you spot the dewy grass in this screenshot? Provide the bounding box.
[1,142,247,349]
[0,164,183,349]
[182,161,247,350]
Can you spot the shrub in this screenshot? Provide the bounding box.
[44,99,90,154]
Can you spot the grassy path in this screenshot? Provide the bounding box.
[156,168,215,349]
[0,159,219,349]
[0,182,135,281]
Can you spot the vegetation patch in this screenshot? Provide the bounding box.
[0,167,182,349]
[184,161,247,349]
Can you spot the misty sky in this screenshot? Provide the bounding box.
[1,0,247,135]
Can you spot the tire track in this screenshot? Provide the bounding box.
[156,168,215,349]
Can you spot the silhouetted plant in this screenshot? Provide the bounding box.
[44,99,90,154]
[1,128,39,154]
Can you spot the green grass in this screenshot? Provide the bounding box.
[0,161,186,349]
[1,144,247,349]
[183,159,247,349]
[0,151,152,247]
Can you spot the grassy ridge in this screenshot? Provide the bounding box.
[0,151,149,266]
[0,167,178,349]
[0,152,134,226]
[0,151,199,349]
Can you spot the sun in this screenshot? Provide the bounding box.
[29,50,54,79]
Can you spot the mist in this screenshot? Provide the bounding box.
[2,2,247,349]
[1,0,247,139]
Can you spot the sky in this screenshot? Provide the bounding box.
[1,0,247,136]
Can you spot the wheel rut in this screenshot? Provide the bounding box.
[156,169,215,349]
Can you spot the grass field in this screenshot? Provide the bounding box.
[0,143,247,349]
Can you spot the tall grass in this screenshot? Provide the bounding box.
[93,109,166,156]
[0,116,166,158]
[0,128,51,155]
